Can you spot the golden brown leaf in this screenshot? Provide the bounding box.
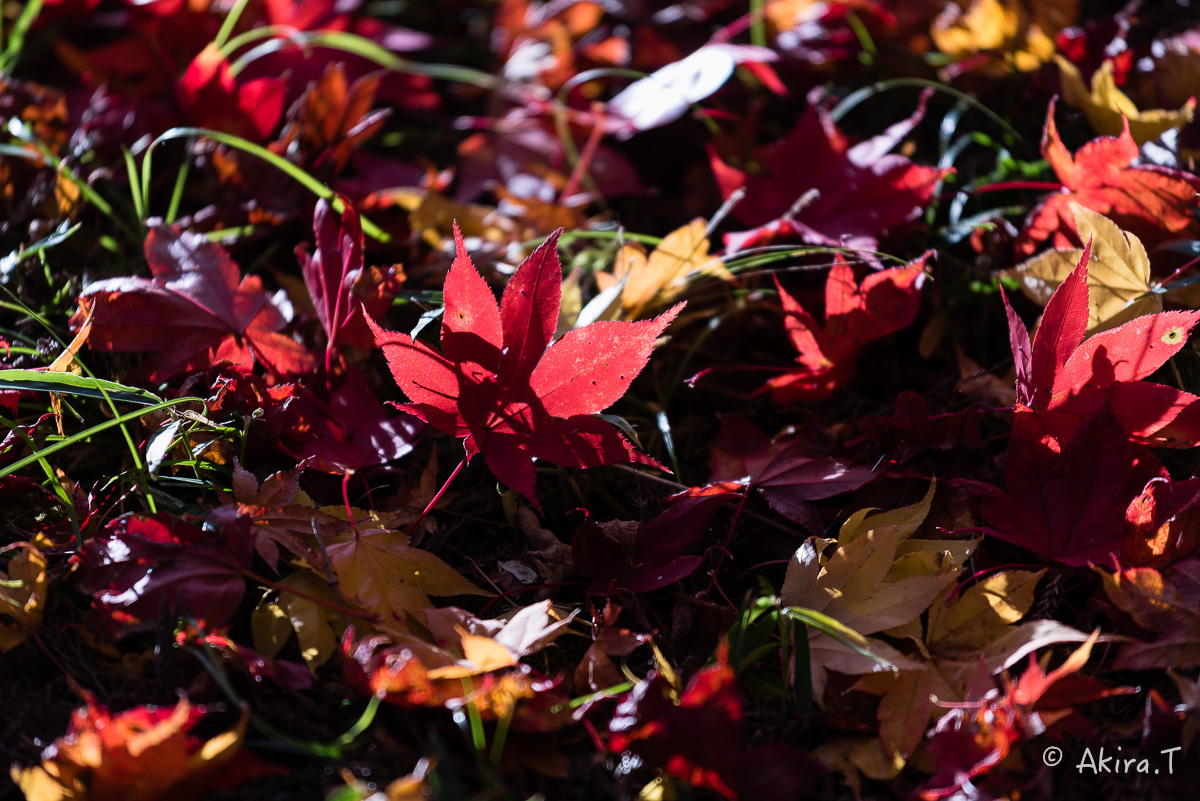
[781,483,975,698]
[380,188,513,250]
[812,736,905,790]
[0,543,47,651]
[597,219,731,319]
[275,63,389,173]
[314,524,489,633]
[856,570,1094,762]
[931,0,1076,73]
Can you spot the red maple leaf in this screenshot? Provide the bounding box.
[271,368,422,473]
[13,693,276,801]
[296,196,402,359]
[972,400,1167,565]
[919,634,1120,800]
[75,224,316,382]
[571,493,736,594]
[608,642,823,801]
[710,88,949,252]
[1001,242,1200,447]
[978,245,1200,563]
[75,513,252,636]
[1016,98,1200,256]
[685,415,879,530]
[365,226,680,507]
[762,253,930,403]
[177,44,285,141]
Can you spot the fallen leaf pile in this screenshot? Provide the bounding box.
[8,2,1200,800]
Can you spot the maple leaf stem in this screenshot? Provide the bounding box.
[1157,253,1200,288]
[971,180,1064,195]
[559,103,606,204]
[685,364,792,388]
[342,470,357,532]
[707,491,750,593]
[403,455,468,540]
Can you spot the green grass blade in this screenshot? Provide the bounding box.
[0,412,80,542]
[782,606,897,671]
[213,0,252,49]
[830,77,1023,146]
[143,127,390,242]
[0,0,44,75]
[227,29,502,91]
[122,147,145,220]
[0,398,202,479]
[0,370,163,405]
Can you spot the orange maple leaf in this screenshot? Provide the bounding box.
[1018,98,1200,257]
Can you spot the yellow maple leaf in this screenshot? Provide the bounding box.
[931,0,1077,73]
[373,187,512,249]
[1005,202,1162,332]
[252,571,371,671]
[0,544,47,651]
[1058,56,1195,145]
[857,570,1091,764]
[781,482,978,699]
[307,513,489,634]
[596,219,731,320]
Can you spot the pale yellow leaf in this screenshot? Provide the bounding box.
[1058,56,1195,145]
[926,569,1046,655]
[780,487,970,702]
[1006,204,1162,332]
[839,480,936,545]
[1073,203,1161,329]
